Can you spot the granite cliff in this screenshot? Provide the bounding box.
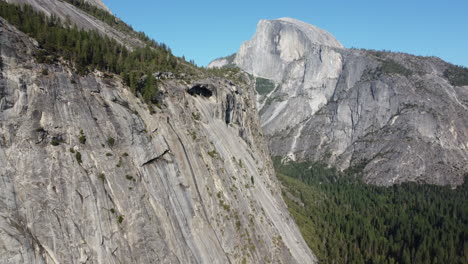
[210,18,468,186]
[0,1,316,263]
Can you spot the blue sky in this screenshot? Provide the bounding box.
[103,0,468,67]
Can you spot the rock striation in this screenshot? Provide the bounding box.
[0,7,316,264]
[212,18,468,186]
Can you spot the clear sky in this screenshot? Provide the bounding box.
[102,0,468,67]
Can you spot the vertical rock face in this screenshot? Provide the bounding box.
[271,49,468,186]
[218,18,468,186]
[0,14,316,264]
[234,18,345,155]
[234,17,343,83]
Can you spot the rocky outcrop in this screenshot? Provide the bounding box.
[214,18,468,186]
[207,54,237,69]
[84,0,111,13]
[234,18,343,82]
[270,49,468,186]
[0,16,316,264]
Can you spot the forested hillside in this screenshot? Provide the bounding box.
[0,1,243,105]
[275,157,468,264]
[0,1,186,103]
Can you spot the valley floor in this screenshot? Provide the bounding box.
[275,158,468,264]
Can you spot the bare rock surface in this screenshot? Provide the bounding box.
[214,18,468,186]
[0,17,316,264]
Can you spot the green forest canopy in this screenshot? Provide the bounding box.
[0,1,184,103]
[0,0,244,104]
[274,157,468,264]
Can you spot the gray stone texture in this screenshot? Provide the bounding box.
[0,10,316,264]
[229,18,468,186]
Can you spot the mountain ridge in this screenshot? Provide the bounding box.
[84,0,110,13]
[210,18,468,186]
[0,1,316,263]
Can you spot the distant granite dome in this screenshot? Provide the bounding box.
[234,17,343,82]
[232,17,345,140]
[275,17,343,48]
[208,18,343,72]
[209,17,468,186]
